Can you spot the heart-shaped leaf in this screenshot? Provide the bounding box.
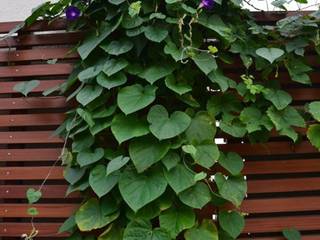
[77,148,104,167]
[13,80,40,96]
[97,72,127,89]
[185,220,218,240]
[64,167,86,184]
[144,25,169,42]
[178,182,211,209]
[26,188,42,204]
[256,47,284,64]
[139,65,175,84]
[117,84,157,115]
[147,105,191,140]
[218,210,245,239]
[129,136,170,172]
[111,113,149,144]
[119,166,167,212]
[89,165,119,197]
[192,52,217,75]
[103,58,128,76]
[76,85,103,106]
[282,228,301,240]
[107,155,131,175]
[100,39,134,55]
[164,164,195,194]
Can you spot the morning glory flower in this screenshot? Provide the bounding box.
[65,6,81,21]
[200,0,214,10]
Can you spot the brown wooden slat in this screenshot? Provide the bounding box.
[244,159,320,174]
[0,48,78,62]
[0,204,78,217]
[0,113,64,127]
[0,97,66,110]
[0,222,67,237]
[287,88,320,101]
[0,148,61,162]
[0,185,80,199]
[242,197,320,213]
[0,32,83,48]
[244,215,320,233]
[239,236,320,240]
[0,64,73,78]
[220,141,317,156]
[0,131,63,144]
[0,167,63,180]
[248,177,320,193]
[0,19,68,33]
[0,80,64,94]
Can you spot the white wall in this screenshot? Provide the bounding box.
[0,0,48,22]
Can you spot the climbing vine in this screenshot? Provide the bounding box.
[14,0,320,239]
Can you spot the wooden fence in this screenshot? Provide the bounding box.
[0,13,319,239]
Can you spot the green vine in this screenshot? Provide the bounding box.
[11,0,320,239]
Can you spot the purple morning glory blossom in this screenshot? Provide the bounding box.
[66,6,81,21]
[200,0,214,9]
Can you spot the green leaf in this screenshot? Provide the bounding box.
[147,105,191,140]
[144,25,168,42]
[219,210,245,239]
[267,106,305,141]
[98,224,123,240]
[78,66,102,82]
[139,65,175,84]
[119,166,167,212]
[164,74,191,95]
[129,1,142,17]
[263,89,292,110]
[78,22,117,59]
[164,163,195,194]
[240,107,273,133]
[255,47,284,63]
[219,120,247,138]
[161,151,180,171]
[76,85,103,106]
[13,80,40,96]
[307,124,320,150]
[64,167,86,185]
[164,41,184,62]
[179,182,212,209]
[308,101,320,121]
[123,220,171,240]
[185,112,216,144]
[77,108,94,127]
[285,57,312,84]
[159,206,195,238]
[89,165,119,197]
[97,72,127,89]
[27,207,39,216]
[118,84,157,115]
[103,58,129,77]
[193,52,217,75]
[59,215,76,233]
[208,69,236,92]
[107,155,130,175]
[109,0,125,5]
[185,220,218,240]
[215,173,247,207]
[193,143,220,169]
[77,148,104,167]
[75,198,119,231]
[101,39,134,55]
[129,136,170,172]
[218,152,244,176]
[111,113,149,144]
[26,188,42,204]
[282,228,301,240]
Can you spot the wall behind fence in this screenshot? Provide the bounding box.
[0,14,319,240]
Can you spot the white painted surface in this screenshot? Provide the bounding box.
[0,0,318,22]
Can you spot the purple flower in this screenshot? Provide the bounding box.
[66,6,81,21]
[200,0,214,10]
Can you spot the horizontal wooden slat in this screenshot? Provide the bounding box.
[287,88,320,101]
[0,64,73,78]
[220,141,317,156]
[0,185,80,199]
[0,32,83,48]
[0,148,61,162]
[0,222,67,237]
[248,177,320,193]
[0,131,63,144]
[0,48,78,62]
[0,204,78,217]
[0,96,66,110]
[0,167,63,180]
[0,113,64,127]
[242,197,320,213]
[0,80,64,94]
[244,215,320,233]
[244,159,320,174]
[0,19,68,33]
[239,235,320,240]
